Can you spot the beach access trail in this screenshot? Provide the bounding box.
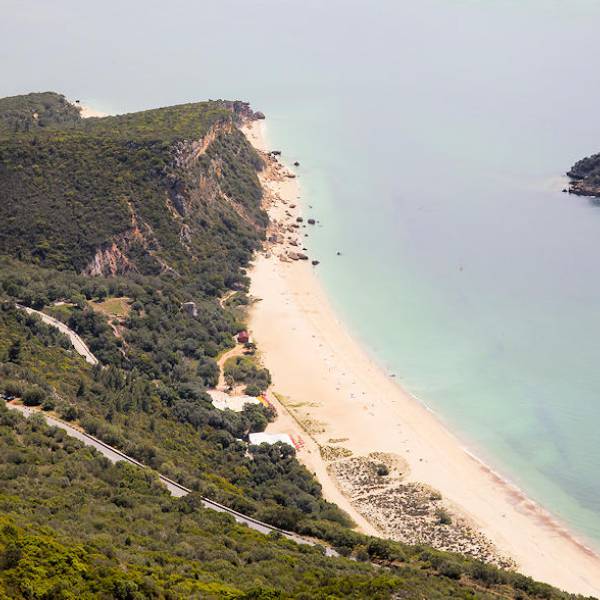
[243,118,600,597]
[216,344,246,390]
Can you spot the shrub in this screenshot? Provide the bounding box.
[353,545,369,562]
[60,404,79,421]
[41,398,55,411]
[367,538,392,560]
[245,384,262,397]
[435,508,452,525]
[22,386,47,406]
[439,561,463,580]
[375,463,389,477]
[3,380,24,398]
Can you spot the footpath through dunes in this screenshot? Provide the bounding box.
[244,119,600,597]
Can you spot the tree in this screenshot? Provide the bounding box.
[23,387,47,407]
[7,339,21,363]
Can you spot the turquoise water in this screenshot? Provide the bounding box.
[4,0,600,548]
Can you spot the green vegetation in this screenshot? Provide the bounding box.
[0,305,346,534]
[0,92,590,599]
[0,128,265,275]
[0,404,587,599]
[89,296,131,318]
[567,152,600,198]
[0,92,80,134]
[225,355,272,395]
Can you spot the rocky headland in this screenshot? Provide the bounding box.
[567,151,600,198]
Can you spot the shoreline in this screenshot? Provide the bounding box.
[243,118,600,596]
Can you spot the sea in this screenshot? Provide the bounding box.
[3,0,600,548]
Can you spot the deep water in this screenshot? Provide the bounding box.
[4,0,600,548]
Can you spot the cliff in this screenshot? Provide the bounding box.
[0,98,267,280]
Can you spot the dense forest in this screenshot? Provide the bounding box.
[0,92,592,598]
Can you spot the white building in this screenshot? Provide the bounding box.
[248,432,294,447]
[208,390,260,412]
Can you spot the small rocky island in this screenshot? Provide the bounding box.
[567,151,600,197]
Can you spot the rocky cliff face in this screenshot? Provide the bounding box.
[82,119,263,278]
[0,98,267,279]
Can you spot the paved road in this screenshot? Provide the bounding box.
[9,305,337,555]
[16,304,99,366]
[5,402,335,554]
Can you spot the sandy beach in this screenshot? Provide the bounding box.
[243,118,600,597]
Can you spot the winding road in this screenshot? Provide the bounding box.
[7,306,337,555]
[5,401,333,550]
[16,304,98,366]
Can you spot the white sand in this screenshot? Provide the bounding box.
[244,119,600,596]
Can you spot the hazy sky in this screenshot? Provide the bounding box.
[2,0,598,115]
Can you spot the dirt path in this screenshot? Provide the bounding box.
[216,343,247,390]
[218,290,237,309]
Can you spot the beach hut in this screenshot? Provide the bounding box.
[237,330,250,344]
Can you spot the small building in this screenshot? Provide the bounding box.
[248,432,293,447]
[208,390,260,412]
[237,330,250,344]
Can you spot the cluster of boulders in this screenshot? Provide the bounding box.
[259,149,323,265]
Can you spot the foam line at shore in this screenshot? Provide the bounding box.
[357,330,600,559]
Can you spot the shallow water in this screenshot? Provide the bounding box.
[4,0,600,548]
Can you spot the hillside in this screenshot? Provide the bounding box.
[0,92,81,134]
[567,152,600,198]
[3,396,583,600]
[0,93,266,276]
[0,92,593,599]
